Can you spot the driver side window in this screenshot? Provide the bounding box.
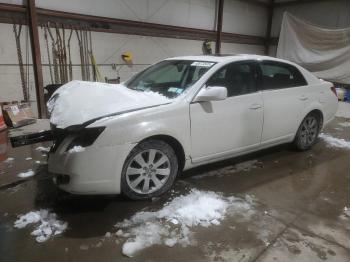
[207,62,257,97]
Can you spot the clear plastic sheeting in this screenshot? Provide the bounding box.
[277,12,350,84]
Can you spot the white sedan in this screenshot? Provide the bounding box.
[46,55,338,199]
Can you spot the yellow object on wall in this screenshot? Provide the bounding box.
[121,51,133,63]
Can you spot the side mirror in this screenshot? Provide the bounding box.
[193,86,227,102]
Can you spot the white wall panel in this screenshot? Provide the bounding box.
[36,0,217,30]
[223,0,268,36]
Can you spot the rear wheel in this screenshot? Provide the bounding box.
[294,113,320,151]
[121,139,178,200]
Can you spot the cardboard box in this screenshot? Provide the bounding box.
[0,108,6,131]
[2,103,36,128]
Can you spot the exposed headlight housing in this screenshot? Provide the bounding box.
[65,127,106,152]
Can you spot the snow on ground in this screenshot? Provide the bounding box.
[338,122,350,127]
[4,157,14,163]
[35,146,50,153]
[17,170,35,178]
[14,209,67,243]
[336,102,350,119]
[68,145,85,153]
[192,160,260,179]
[25,157,32,160]
[339,207,350,220]
[319,133,350,150]
[115,189,255,257]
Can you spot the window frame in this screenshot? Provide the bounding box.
[204,60,260,98]
[257,60,308,91]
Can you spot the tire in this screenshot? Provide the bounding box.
[293,112,321,151]
[121,139,178,200]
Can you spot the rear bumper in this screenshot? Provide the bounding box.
[48,142,135,194]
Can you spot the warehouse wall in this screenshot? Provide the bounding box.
[0,0,268,116]
[269,0,350,55]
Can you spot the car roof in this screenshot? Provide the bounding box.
[165,54,295,64]
[165,54,321,84]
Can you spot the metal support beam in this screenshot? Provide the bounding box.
[215,0,224,54]
[274,0,330,7]
[0,3,265,46]
[264,0,274,55]
[27,0,46,118]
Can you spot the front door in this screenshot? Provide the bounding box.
[190,61,264,163]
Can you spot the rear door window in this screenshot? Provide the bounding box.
[259,61,307,90]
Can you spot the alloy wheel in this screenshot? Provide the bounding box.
[300,115,318,147]
[125,149,171,194]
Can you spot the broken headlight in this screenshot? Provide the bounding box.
[65,127,105,152]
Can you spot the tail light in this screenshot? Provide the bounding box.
[330,86,337,97]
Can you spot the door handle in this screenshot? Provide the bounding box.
[249,104,262,110]
[299,95,308,101]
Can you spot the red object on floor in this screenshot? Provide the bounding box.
[0,108,7,131]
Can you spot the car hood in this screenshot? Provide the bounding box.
[47,80,171,129]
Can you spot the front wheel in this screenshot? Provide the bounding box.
[293,113,320,151]
[121,139,178,200]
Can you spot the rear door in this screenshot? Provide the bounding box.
[190,61,264,162]
[258,61,309,145]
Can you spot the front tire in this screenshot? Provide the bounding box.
[294,113,320,151]
[121,139,178,200]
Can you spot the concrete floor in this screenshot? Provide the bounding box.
[1,117,350,262]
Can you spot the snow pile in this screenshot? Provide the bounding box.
[36,146,50,153]
[193,160,260,179]
[115,190,254,257]
[319,133,350,150]
[68,146,85,153]
[339,207,350,220]
[336,102,350,119]
[48,80,171,128]
[14,209,67,243]
[17,170,35,178]
[339,122,350,127]
[4,157,14,163]
[25,157,32,160]
[343,207,350,217]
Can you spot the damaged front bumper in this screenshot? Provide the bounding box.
[10,123,134,195]
[48,141,134,194]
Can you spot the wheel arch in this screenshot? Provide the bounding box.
[298,106,324,130]
[138,134,186,172]
[294,108,324,141]
[308,109,324,129]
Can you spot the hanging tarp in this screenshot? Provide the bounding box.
[277,12,350,84]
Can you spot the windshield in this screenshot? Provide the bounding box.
[126,60,216,98]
